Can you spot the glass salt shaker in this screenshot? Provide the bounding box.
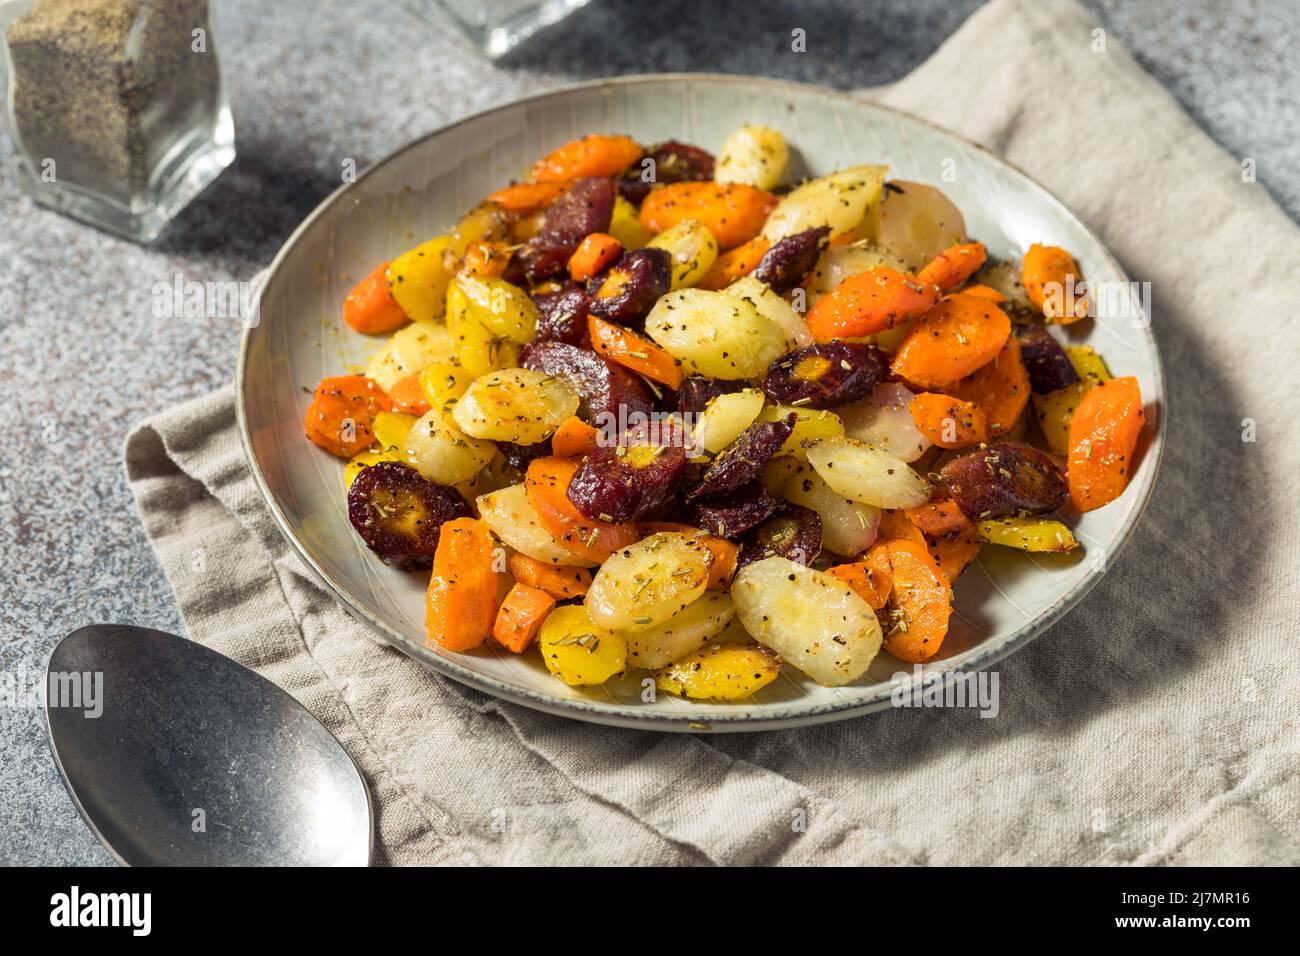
[0,0,234,243]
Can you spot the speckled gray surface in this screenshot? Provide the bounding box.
[0,0,1295,865]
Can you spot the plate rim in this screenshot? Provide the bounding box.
[236,71,1167,732]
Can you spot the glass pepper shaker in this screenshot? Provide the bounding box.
[0,0,234,243]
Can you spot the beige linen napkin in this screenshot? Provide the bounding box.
[125,0,1300,866]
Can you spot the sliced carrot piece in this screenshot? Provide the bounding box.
[304,375,394,458]
[637,522,739,589]
[587,315,684,388]
[506,552,592,599]
[1067,376,1144,512]
[925,528,982,583]
[485,180,571,214]
[951,335,1030,437]
[805,267,940,342]
[877,508,926,545]
[639,182,776,248]
[909,393,989,448]
[550,416,600,459]
[890,294,1012,389]
[343,262,409,334]
[827,548,893,610]
[491,582,557,653]
[1022,243,1089,323]
[388,372,432,417]
[524,456,639,563]
[905,499,969,538]
[426,518,501,652]
[696,236,770,290]
[462,240,512,278]
[881,539,951,663]
[957,283,1006,303]
[916,242,987,292]
[532,134,643,183]
[568,232,623,282]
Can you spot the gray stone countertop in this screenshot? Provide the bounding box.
[0,0,1295,864]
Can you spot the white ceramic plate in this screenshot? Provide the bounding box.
[238,74,1164,732]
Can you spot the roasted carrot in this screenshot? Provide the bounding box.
[905,499,970,538]
[951,335,1030,437]
[1067,375,1143,512]
[550,416,600,458]
[304,375,394,458]
[506,552,592,599]
[957,283,1006,303]
[805,267,940,342]
[639,182,776,248]
[524,457,639,563]
[492,583,556,653]
[587,315,684,388]
[827,548,893,610]
[909,392,989,448]
[567,232,623,282]
[890,294,1012,389]
[343,262,409,334]
[485,180,571,214]
[916,242,987,292]
[637,521,738,589]
[696,236,771,290]
[1022,243,1088,323]
[532,134,643,183]
[877,507,926,545]
[388,372,432,417]
[462,240,512,278]
[924,528,982,583]
[426,518,501,652]
[881,539,951,663]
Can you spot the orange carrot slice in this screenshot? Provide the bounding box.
[524,457,639,562]
[916,242,987,292]
[492,583,556,653]
[950,335,1030,437]
[587,315,684,388]
[485,180,571,213]
[550,416,600,459]
[568,233,623,282]
[827,549,893,610]
[957,283,1006,303]
[506,552,592,599]
[426,518,501,652]
[881,539,951,663]
[388,372,432,417]
[639,182,776,248]
[532,134,643,183]
[343,262,409,334]
[904,499,970,538]
[462,240,512,278]
[696,236,770,290]
[877,508,926,545]
[304,375,394,458]
[1067,375,1144,512]
[1022,243,1088,322]
[805,267,940,342]
[890,294,1011,388]
[909,393,989,448]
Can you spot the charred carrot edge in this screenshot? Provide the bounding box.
[587,315,684,388]
[532,134,643,183]
[568,233,623,282]
[909,392,989,449]
[550,416,600,459]
[696,236,770,290]
[916,242,987,292]
[506,552,592,599]
[343,262,409,334]
[485,180,572,213]
[636,522,738,589]
[805,267,940,342]
[304,375,394,459]
[426,518,500,652]
[491,583,556,653]
[524,457,639,563]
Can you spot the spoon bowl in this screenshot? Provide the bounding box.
[45,624,372,866]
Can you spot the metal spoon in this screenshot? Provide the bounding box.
[44,624,372,866]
